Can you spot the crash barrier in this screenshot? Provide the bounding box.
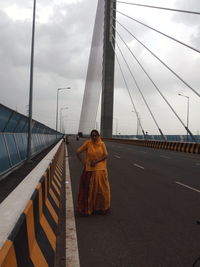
[0,103,63,177]
[103,138,200,154]
[0,140,65,267]
[112,134,200,143]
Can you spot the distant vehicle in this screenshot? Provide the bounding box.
[78,132,83,138]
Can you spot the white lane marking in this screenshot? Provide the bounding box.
[195,163,200,166]
[114,155,121,158]
[134,163,144,169]
[160,155,171,159]
[65,146,80,267]
[175,181,200,193]
[140,151,147,153]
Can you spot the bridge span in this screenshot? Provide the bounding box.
[1,1,200,266]
[1,136,200,266]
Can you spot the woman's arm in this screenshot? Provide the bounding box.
[76,141,89,166]
[90,142,108,167]
[76,150,85,166]
[90,153,108,167]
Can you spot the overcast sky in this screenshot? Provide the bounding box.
[0,0,200,136]
[0,0,98,133]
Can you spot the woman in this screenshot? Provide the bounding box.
[76,129,110,216]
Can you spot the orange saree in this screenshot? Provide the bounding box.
[77,138,110,216]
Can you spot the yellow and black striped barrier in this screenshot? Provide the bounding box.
[0,141,65,267]
[103,138,200,154]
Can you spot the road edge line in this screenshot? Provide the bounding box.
[65,146,80,267]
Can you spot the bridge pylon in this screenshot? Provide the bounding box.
[101,0,116,138]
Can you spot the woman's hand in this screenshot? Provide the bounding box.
[90,160,97,167]
[90,154,108,167]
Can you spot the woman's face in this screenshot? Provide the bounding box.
[91,131,99,142]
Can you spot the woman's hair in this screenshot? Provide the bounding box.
[90,129,100,137]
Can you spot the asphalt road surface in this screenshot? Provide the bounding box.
[68,137,200,267]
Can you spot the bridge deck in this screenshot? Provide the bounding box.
[68,137,200,267]
[1,137,200,266]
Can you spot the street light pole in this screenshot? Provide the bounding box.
[27,0,36,162]
[178,93,189,142]
[56,87,70,135]
[60,107,68,132]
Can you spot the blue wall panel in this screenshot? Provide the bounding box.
[5,134,21,166]
[0,135,11,173]
[0,106,12,132]
[0,104,63,176]
[15,134,27,160]
[4,113,21,132]
[15,117,28,133]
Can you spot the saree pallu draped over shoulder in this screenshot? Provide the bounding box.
[76,138,111,216]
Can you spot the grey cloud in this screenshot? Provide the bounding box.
[171,0,200,26]
[0,11,32,67]
[1,0,200,134]
[34,0,97,79]
[0,0,98,131]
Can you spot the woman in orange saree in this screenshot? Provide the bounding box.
[76,129,110,216]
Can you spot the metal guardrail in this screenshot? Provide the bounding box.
[0,103,63,177]
[0,133,61,177]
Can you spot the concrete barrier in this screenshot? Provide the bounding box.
[103,138,200,154]
[0,141,65,267]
